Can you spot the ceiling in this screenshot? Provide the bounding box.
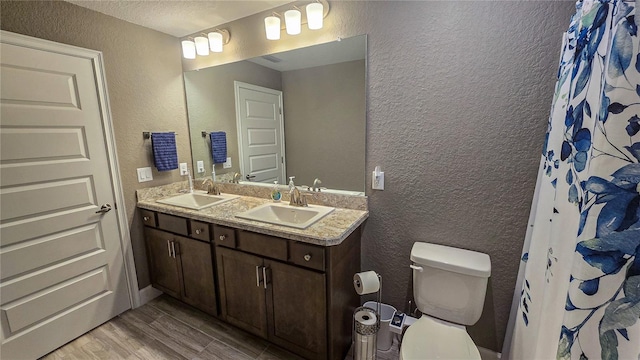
[66,0,294,38]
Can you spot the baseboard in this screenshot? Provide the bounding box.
[478,346,501,360]
[138,285,162,306]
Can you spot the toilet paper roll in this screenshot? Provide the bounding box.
[355,310,377,326]
[353,271,380,295]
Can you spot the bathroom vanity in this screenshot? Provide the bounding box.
[137,182,368,360]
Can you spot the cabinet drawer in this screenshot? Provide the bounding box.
[157,213,188,236]
[213,225,236,248]
[140,209,157,228]
[237,231,287,261]
[289,242,325,271]
[189,220,211,241]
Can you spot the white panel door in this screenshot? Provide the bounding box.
[0,32,132,359]
[234,81,286,184]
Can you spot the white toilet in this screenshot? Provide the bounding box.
[400,242,491,360]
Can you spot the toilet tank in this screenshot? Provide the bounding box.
[411,242,491,326]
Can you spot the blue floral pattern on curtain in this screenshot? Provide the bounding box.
[507,1,639,359]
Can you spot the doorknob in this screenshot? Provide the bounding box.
[95,204,112,214]
[246,175,256,180]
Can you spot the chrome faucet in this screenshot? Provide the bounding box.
[232,172,242,184]
[186,169,194,193]
[312,178,322,192]
[289,187,310,207]
[202,179,220,195]
[289,187,302,206]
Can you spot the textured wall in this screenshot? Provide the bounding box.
[184,61,282,179]
[0,0,576,352]
[184,1,575,351]
[282,60,366,191]
[0,0,190,289]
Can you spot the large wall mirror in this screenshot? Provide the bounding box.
[184,35,366,195]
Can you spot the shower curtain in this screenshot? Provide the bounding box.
[505,1,640,359]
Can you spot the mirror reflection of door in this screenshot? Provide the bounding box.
[234,81,286,184]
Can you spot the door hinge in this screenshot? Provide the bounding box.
[279,108,282,115]
[281,156,284,164]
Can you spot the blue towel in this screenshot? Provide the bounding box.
[210,131,227,164]
[151,132,178,171]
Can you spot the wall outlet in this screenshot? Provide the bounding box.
[137,167,153,182]
[372,166,384,190]
[179,162,188,175]
[196,160,205,174]
[223,157,232,169]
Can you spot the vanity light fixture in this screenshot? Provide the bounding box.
[182,29,230,59]
[284,9,302,35]
[263,1,329,40]
[306,2,324,30]
[181,39,196,59]
[194,36,209,56]
[265,15,281,40]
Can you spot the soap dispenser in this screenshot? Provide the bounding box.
[288,176,296,191]
[271,181,282,202]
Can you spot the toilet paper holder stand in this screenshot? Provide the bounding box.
[352,273,382,359]
[353,272,382,322]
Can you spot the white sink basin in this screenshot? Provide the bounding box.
[157,192,239,210]
[235,202,335,229]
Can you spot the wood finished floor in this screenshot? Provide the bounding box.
[41,295,400,360]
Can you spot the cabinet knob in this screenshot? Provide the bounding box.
[143,216,149,221]
[195,229,201,235]
[303,254,312,262]
[219,235,226,241]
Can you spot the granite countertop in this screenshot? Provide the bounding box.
[136,182,369,246]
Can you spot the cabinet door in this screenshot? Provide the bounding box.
[216,247,268,337]
[266,260,327,360]
[145,228,180,298]
[175,235,217,316]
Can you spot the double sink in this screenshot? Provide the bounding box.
[157,191,334,229]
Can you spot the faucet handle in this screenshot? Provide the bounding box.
[300,192,315,207]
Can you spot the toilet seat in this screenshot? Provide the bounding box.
[400,315,481,360]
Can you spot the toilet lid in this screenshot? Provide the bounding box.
[400,316,481,360]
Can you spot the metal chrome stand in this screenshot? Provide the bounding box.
[353,274,382,360]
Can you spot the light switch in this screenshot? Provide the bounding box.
[137,167,153,183]
[197,160,205,173]
[179,162,188,175]
[223,157,232,169]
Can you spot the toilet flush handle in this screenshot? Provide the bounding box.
[409,264,423,272]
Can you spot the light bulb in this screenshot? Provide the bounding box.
[181,40,196,59]
[208,32,223,52]
[194,36,209,56]
[265,16,281,40]
[306,3,323,30]
[284,9,301,35]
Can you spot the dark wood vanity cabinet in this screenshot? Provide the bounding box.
[216,227,360,360]
[141,208,361,360]
[266,259,327,358]
[145,227,181,298]
[142,211,217,316]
